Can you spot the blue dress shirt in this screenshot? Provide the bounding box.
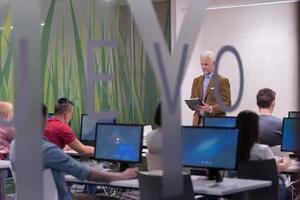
[10,138,91,200]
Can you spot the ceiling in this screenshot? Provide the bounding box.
[208,0,299,7]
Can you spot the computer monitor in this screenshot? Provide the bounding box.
[80,114,116,141]
[203,116,236,128]
[288,111,300,118]
[182,126,240,182]
[281,118,300,152]
[48,113,54,118]
[94,123,143,164]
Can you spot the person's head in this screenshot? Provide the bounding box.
[236,110,259,161]
[54,98,74,124]
[0,101,13,121]
[200,50,215,75]
[154,103,161,127]
[256,88,276,111]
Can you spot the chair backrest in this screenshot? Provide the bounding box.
[237,159,278,200]
[138,172,195,200]
[146,153,162,171]
[43,169,58,200]
[9,164,58,200]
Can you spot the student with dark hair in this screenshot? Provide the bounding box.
[237,110,290,169]
[236,110,291,200]
[256,88,282,146]
[44,98,94,155]
[146,103,162,155]
[10,104,137,200]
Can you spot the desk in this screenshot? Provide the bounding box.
[0,161,11,200]
[190,176,271,196]
[65,175,139,190]
[65,174,271,197]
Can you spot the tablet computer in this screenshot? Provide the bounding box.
[185,98,203,110]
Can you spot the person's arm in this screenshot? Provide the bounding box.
[87,168,138,182]
[210,77,231,115]
[190,78,200,99]
[68,140,94,156]
[276,156,291,172]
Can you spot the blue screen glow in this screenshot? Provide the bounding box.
[182,127,239,170]
[282,118,300,152]
[203,117,236,128]
[95,124,142,163]
[80,114,115,141]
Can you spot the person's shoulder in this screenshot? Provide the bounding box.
[260,115,282,123]
[146,129,161,140]
[47,118,73,132]
[47,117,64,127]
[42,138,66,154]
[193,75,203,81]
[42,138,59,148]
[270,115,282,122]
[254,143,270,151]
[192,75,203,86]
[216,74,229,81]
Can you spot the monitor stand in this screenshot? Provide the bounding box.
[207,169,223,182]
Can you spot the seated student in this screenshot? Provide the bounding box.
[10,104,138,200]
[236,110,291,200]
[0,101,15,160]
[44,98,94,155]
[256,88,282,146]
[146,103,161,155]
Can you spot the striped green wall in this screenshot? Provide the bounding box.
[0,0,170,134]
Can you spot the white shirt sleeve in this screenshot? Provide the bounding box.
[250,143,274,160]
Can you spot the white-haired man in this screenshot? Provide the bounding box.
[190,51,231,126]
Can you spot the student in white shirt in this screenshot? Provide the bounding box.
[236,110,290,171]
[236,110,291,200]
[146,103,162,155]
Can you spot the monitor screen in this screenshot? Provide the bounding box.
[288,111,300,118]
[94,123,143,163]
[203,116,236,128]
[48,113,54,118]
[182,126,239,170]
[281,118,300,152]
[80,114,116,141]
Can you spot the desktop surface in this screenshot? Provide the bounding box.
[94,124,143,163]
[182,127,239,170]
[65,174,271,196]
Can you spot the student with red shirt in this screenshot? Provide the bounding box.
[44,98,94,155]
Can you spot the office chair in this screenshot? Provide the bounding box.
[146,153,162,171]
[43,169,58,200]
[10,165,58,200]
[138,172,195,200]
[237,159,278,200]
